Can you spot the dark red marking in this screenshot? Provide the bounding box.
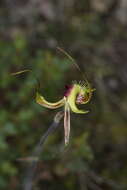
[64,85,74,97]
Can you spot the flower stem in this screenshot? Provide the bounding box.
[22,111,64,190]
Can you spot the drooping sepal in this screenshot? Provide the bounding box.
[64,100,70,146]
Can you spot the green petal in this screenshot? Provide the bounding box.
[36,92,65,109]
[64,101,70,145]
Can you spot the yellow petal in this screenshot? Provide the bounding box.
[36,92,65,109]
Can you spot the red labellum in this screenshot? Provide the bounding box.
[64,85,74,97]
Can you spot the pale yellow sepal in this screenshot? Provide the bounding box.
[64,100,70,145]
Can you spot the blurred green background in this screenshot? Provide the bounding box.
[1,0,127,189]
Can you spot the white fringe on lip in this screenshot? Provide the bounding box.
[72,80,88,88]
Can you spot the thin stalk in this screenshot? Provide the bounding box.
[22,111,64,190]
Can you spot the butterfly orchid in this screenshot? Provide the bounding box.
[36,82,95,145]
[11,48,95,146]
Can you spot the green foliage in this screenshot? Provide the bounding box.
[0,35,71,189]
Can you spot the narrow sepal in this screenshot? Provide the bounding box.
[64,101,70,145]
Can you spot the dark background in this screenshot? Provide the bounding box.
[0,0,127,189]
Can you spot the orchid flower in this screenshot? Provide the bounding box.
[36,82,95,145]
